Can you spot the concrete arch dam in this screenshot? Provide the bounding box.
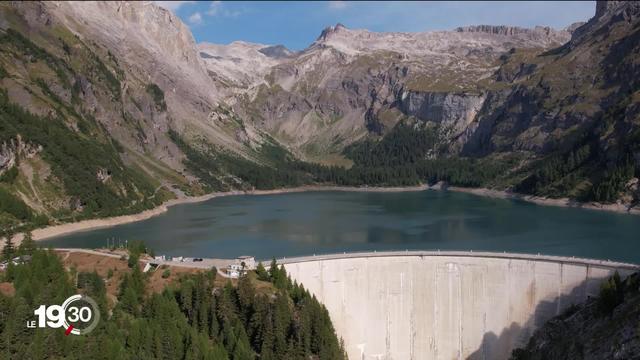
[280,251,639,360]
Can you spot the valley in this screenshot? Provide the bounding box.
[1,1,639,239]
[1,1,640,359]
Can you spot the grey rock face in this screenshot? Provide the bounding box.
[218,21,571,156]
[398,91,487,137]
[455,25,570,44]
[0,136,42,175]
[258,45,293,59]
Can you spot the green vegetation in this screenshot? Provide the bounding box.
[0,186,35,232]
[88,48,121,100]
[0,28,71,87]
[345,122,438,167]
[293,120,515,188]
[168,130,308,191]
[597,271,625,316]
[255,262,269,282]
[0,22,173,231]
[514,144,593,198]
[0,90,163,225]
[145,83,167,112]
[162,268,171,279]
[171,120,515,191]
[0,186,32,221]
[126,240,151,268]
[510,272,640,360]
[513,96,639,203]
[0,166,18,184]
[1,235,14,260]
[0,5,636,239]
[591,159,635,203]
[0,247,346,359]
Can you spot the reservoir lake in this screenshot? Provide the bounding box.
[41,190,640,263]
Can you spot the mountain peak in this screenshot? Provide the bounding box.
[317,23,349,41]
[595,1,626,18]
[258,44,293,59]
[571,0,640,44]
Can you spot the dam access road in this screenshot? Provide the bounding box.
[280,251,639,360]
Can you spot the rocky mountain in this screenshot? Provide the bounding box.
[0,0,639,234]
[0,1,282,233]
[198,41,290,92]
[214,21,572,161]
[204,0,639,208]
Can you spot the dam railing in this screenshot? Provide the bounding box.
[277,250,640,270]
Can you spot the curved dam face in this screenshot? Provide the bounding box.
[281,251,639,360]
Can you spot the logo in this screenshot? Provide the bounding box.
[28,294,100,335]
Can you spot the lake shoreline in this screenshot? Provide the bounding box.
[445,185,640,216]
[8,182,638,245]
[26,185,430,242]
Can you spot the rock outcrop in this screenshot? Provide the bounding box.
[398,91,487,138]
[0,136,42,176]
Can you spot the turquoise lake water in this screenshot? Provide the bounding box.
[41,190,640,263]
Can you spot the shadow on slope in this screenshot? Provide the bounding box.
[466,269,628,360]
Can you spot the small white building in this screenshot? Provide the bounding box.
[236,256,255,270]
[0,255,30,270]
[143,263,159,273]
[227,263,246,278]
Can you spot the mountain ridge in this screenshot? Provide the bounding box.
[0,0,639,235]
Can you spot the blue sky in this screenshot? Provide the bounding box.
[156,1,596,50]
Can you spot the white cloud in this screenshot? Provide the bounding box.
[206,1,222,16]
[328,1,348,10]
[188,12,203,25]
[154,1,195,12]
[205,1,243,18]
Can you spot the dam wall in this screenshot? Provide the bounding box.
[280,251,639,360]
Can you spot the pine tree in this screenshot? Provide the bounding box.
[272,293,290,358]
[268,259,278,281]
[0,247,348,360]
[2,234,15,260]
[18,231,36,255]
[237,275,255,326]
[255,262,269,281]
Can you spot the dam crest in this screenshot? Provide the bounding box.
[280,251,639,360]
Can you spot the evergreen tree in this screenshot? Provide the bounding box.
[2,234,14,260]
[18,231,36,255]
[237,275,255,325]
[0,248,347,360]
[268,259,278,281]
[255,262,269,281]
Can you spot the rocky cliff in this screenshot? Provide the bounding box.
[0,1,278,233]
[211,21,570,161]
[1,0,638,232]
[213,0,638,208]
